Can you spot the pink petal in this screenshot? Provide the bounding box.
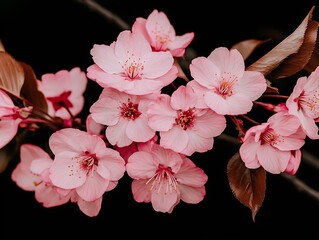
[160,126,188,153]
[90,97,120,126]
[204,91,252,115]
[183,131,214,155]
[186,80,209,108]
[115,30,152,59]
[169,33,194,51]
[171,85,196,110]
[179,185,206,204]
[190,56,220,89]
[142,51,174,78]
[239,136,261,169]
[236,71,267,100]
[207,47,245,78]
[192,109,226,138]
[90,44,122,73]
[126,151,157,179]
[76,174,110,201]
[49,157,87,189]
[77,196,103,217]
[151,186,179,213]
[11,164,38,191]
[35,184,70,207]
[105,119,132,147]
[147,94,176,131]
[174,157,208,187]
[127,115,155,142]
[131,179,151,202]
[0,119,19,148]
[257,145,290,174]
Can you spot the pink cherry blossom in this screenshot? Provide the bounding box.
[286,66,319,139]
[126,143,208,213]
[11,144,71,207]
[89,87,157,147]
[48,128,126,202]
[147,85,226,155]
[37,67,88,120]
[132,9,194,57]
[86,30,178,95]
[188,47,267,115]
[0,90,32,149]
[239,112,306,174]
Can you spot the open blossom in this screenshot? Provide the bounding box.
[48,128,126,202]
[132,9,194,57]
[0,90,32,149]
[11,144,71,207]
[37,67,88,120]
[86,30,178,95]
[147,85,226,155]
[126,143,208,213]
[188,47,267,115]
[239,112,306,174]
[286,65,319,139]
[90,87,157,147]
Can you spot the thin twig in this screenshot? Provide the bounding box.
[74,0,131,30]
[281,173,319,201]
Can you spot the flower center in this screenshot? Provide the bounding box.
[119,99,141,120]
[47,91,73,111]
[79,152,98,175]
[216,72,238,98]
[260,127,283,146]
[151,24,172,51]
[175,108,195,130]
[146,164,178,194]
[296,90,319,118]
[121,51,144,80]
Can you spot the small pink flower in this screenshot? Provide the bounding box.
[188,47,267,115]
[0,90,32,149]
[239,112,306,174]
[147,85,226,155]
[126,143,208,213]
[87,30,178,95]
[286,66,319,139]
[90,87,157,147]
[37,67,88,120]
[132,9,194,57]
[11,144,71,207]
[48,128,126,202]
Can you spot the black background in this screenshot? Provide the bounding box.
[1,0,319,239]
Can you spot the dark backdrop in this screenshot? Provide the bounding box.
[1,0,319,239]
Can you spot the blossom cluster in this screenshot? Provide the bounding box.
[1,7,318,218]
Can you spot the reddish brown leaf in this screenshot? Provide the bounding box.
[227,152,266,222]
[247,6,317,79]
[0,39,5,52]
[19,62,48,113]
[231,38,271,60]
[0,51,24,96]
[304,36,319,73]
